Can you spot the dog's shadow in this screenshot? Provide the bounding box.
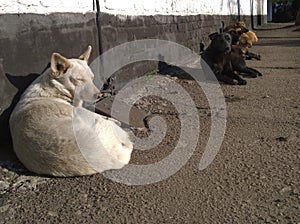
[159,61,195,80]
[0,73,40,175]
[158,57,219,84]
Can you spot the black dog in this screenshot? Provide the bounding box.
[230,46,262,78]
[201,32,247,85]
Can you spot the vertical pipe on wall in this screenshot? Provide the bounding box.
[94,0,103,55]
[250,0,255,29]
[257,0,262,26]
[267,0,272,22]
[237,0,241,21]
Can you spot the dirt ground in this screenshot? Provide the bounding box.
[0,23,299,223]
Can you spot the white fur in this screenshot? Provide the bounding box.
[9,47,133,177]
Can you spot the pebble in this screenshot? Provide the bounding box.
[0,181,10,192]
[0,204,10,213]
[47,210,58,217]
[276,136,288,142]
[170,76,178,81]
[280,186,292,195]
[75,210,82,216]
[12,176,47,191]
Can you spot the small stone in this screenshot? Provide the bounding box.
[170,76,178,81]
[293,188,299,195]
[0,181,10,192]
[276,137,288,142]
[0,204,10,213]
[266,217,272,223]
[47,210,58,217]
[280,186,292,194]
[75,210,82,216]
[2,168,9,173]
[12,176,47,191]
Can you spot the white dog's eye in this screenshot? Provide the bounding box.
[70,77,85,85]
[76,78,85,82]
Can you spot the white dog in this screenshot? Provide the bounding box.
[9,46,133,177]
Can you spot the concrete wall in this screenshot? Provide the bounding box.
[0,0,267,145]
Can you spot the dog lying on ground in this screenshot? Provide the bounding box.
[201,30,262,83]
[224,21,247,32]
[227,29,262,77]
[240,32,258,48]
[230,45,262,78]
[227,29,261,61]
[9,46,133,177]
[201,32,247,85]
[224,21,258,48]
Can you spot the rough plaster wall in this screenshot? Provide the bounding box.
[0,0,267,16]
[0,0,94,14]
[100,0,265,16]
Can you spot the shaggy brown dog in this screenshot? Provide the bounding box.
[224,21,258,47]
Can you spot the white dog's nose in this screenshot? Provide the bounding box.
[96,92,103,99]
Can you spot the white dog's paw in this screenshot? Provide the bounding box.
[114,141,133,164]
[94,117,133,166]
[107,128,133,165]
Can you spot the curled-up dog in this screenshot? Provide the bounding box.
[9,46,133,177]
[201,32,247,85]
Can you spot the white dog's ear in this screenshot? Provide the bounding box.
[79,45,92,62]
[51,53,71,76]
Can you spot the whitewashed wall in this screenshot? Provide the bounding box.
[101,0,267,16]
[0,0,94,14]
[0,0,267,16]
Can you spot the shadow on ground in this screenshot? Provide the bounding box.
[0,73,40,175]
[255,24,295,31]
[256,38,300,47]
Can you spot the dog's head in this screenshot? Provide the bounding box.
[50,46,101,107]
[226,27,248,45]
[208,32,232,53]
[239,33,253,48]
[234,21,247,29]
[227,30,241,45]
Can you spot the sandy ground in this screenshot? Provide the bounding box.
[0,23,299,223]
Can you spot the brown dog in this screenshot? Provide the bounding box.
[224,21,247,32]
[224,21,258,47]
